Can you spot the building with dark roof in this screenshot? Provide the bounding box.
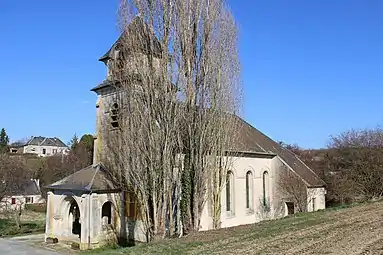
[18,136,69,157]
[44,16,326,250]
[1,179,45,211]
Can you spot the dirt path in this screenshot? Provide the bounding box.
[0,238,59,255]
[248,202,383,255]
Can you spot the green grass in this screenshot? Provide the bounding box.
[83,200,383,255]
[0,213,46,237]
[83,208,340,254]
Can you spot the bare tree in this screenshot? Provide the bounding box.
[100,0,241,242]
[11,137,31,147]
[327,127,383,201]
[277,166,313,213]
[0,154,30,228]
[30,147,91,199]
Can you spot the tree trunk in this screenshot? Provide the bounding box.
[119,190,127,246]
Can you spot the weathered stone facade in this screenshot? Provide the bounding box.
[44,17,326,250]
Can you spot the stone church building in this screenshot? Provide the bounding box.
[44,18,326,250]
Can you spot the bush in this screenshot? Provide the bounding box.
[25,203,46,213]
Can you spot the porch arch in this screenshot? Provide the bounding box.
[57,194,83,238]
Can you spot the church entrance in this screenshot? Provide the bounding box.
[69,200,81,237]
[286,202,295,215]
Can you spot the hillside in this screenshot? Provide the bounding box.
[88,201,383,254]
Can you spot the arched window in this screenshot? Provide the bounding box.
[263,171,269,207]
[226,171,234,214]
[101,201,112,225]
[246,171,253,210]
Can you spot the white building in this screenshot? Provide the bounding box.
[21,136,69,157]
[1,179,45,211]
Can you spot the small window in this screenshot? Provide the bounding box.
[42,148,46,154]
[26,197,33,204]
[312,197,316,211]
[110,103,119,128]
[52,149,57,154]
[11,198,16,205]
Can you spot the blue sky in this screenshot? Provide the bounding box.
[1,1,382,149]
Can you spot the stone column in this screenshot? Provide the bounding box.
[91,194,99,240]
[80,194,87,249]
[68,212,73,236]
[45,191,54,241]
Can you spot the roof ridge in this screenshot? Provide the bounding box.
[85,164,100,191]
[40,137,47,146]
[27,136,34,145]
[289,150,326,186]
[235,115,325,187]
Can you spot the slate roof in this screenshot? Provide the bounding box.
[26,136,67,148]
[8,179,41,196]
[47,116,324,190]
[45,164,118,192]
[99,16,162,63]
[90,79,114,93]
[233,116,325,187]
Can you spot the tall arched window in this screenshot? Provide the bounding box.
[246,171,253,210]
[263,171,269,207]
[226,171,234,214]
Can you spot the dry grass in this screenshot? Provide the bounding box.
[85,200,383,255]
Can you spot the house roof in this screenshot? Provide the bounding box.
[233,116,325,187]
[26,136,67,148]
[45,164,118,192]
[8,179,41,196]
[99,16,162,63]
[47,116,324,190]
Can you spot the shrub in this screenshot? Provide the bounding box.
[25,203,46,213]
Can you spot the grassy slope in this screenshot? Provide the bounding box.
[86,201,379,255]
[0,211,46,237]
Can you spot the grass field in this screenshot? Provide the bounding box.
[86,200,383,255]
[0,210,46,237]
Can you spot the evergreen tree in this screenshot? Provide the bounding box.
[79,134,94,153]
[0,128,9,153]
[68,133,79,151]
[79,134,94,165]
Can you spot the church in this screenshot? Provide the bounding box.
[44,18,326,250]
